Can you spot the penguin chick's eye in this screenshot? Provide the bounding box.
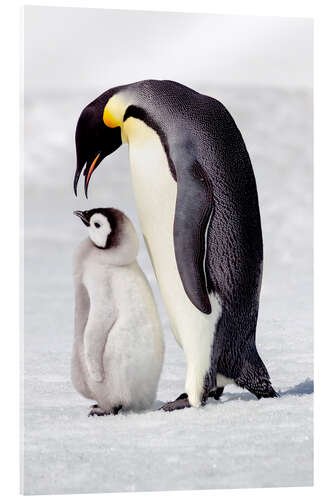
[94,222,101,228]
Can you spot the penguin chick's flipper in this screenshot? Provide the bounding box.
[88,404,122,417]
[83,279,117,382]
[173,162,213,314]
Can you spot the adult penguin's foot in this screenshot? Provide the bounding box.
[208,387,224,400]
[159,387,225,411]
[88,404,122,417]
[159,393,191,412]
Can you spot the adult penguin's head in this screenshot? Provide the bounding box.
[73,91,122,198]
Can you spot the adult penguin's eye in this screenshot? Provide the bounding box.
[94,222,101,228]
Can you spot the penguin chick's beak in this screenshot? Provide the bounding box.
[73,211,90,226]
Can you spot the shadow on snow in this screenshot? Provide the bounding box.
[221,377,314,403]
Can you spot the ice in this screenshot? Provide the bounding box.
[23,86,313,494]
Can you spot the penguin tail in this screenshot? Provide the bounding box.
[234,349,279,400]
[247,380,279,400]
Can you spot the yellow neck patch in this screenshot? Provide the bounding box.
[103,95,127,129]
[103,105,121,128]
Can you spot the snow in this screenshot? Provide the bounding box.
[23,86,313,494]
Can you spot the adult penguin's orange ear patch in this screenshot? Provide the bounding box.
[103,98,123,128]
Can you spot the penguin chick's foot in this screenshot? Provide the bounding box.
[160,393,191,412]
[88,404,122,417]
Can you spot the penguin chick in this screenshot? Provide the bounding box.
[72,207,164,416]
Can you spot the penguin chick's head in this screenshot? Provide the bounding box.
[74,208,138,260]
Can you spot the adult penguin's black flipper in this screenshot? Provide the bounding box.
[173,162,213,315]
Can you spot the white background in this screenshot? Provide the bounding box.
[24,8,312,92]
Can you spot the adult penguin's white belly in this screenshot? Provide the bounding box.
[123,118,222,401]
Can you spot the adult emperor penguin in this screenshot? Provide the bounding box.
[73,80,277,411]
[72,207,164,415]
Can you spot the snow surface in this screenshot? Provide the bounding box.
[23,86,313,494]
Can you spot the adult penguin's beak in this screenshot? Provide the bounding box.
[73,152,103,198]
[73,210,90,226]
[84,152,103,198]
